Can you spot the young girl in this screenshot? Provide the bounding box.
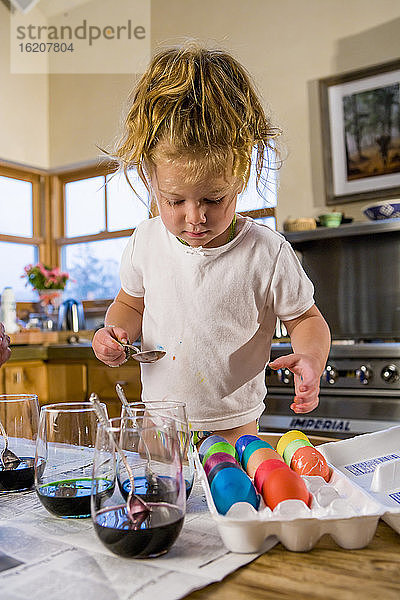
[92,43,331,446]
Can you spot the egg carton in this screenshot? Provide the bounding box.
[194,450,384,553]
[318,425,400,535]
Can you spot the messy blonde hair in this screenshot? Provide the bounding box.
[114,42,281,193]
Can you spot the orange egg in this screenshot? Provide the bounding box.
[262,467,310,510]
[246,447,284,479]
[290,445,331,482]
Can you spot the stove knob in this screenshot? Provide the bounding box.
[356,365,372,385]
[381,364,399,384]
[277,368,292,385]
[324,365,338,385]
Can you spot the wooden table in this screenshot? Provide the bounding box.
[186,521,400,600]
[187,432,400,599]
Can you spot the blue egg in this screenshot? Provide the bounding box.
[241,439,274,470]
[210,466,259,515]
[235,435,262,462]
[198,434,227,462]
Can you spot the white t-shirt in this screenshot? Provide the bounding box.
[120,216,314,430]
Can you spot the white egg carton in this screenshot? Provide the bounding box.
[194,448,384,553]
[318,425,400,535]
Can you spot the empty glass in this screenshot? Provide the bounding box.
[35,402,110,518]
[92,416,186,558]
[121,400,195,498]
[0,394,39,493]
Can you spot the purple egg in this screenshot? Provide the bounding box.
[207,461,243,486]
[204,452,239,477]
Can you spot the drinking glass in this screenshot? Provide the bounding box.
[0,394,40,493]
[121,400,195,498]
[35,402,110,518]
[92,416,186,558]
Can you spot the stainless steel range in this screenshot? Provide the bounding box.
[260,220,400,438]
[260,343,400,438]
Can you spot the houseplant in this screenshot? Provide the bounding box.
[22,263,71,310]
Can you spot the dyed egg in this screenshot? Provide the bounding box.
[291,445,331,482]
[283,438,313,466]
[207,460,243,485]
[198,435,228,461]
[210,466,259,515]
[276,430,310,457]
[235,435,261,462]
[254,459,289,493]
[202,441,238,466]
[203,452,240,478]
[241,439,274,470]
[245,447,284,479]
[262,467,310,510]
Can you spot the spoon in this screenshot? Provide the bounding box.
[0,417,21,470]
[115,384,159,489]
[89,393,151,528]
[119,342,166,364]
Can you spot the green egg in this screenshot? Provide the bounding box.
[202,441,238,466]
[283,438,313,466]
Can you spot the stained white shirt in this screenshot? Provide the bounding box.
[120,216,314,430]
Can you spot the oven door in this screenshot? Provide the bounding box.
[260,388,400,439]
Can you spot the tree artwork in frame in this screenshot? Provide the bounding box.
[319,59,400,205]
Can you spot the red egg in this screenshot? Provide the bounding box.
[245,447,284,479]
[254,459,289,493]
[262,467,310,510]
[290,445,331,482]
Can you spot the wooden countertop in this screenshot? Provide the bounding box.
[186,521,400,600]
[8,341,95,361]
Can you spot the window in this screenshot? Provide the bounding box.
[0,167,42,301]
[60,168,150,301]
[236,146,278,229]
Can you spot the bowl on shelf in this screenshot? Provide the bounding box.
[363,201,400,221]
[318,212,342,228]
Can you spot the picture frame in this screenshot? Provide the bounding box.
[319,59,400,206]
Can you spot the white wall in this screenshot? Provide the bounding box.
[1,0,400,226]
[0,2,49,167]
[150,0,400,226]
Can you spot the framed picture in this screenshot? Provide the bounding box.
[319,59,400,205]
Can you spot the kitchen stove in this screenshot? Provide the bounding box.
[260,342,400,439]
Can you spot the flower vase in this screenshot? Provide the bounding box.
[37,290,63,322]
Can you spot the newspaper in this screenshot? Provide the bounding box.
[0,478,276,600]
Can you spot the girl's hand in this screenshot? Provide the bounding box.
[269,353,321,413]
[92,326,130,367]
[0,323,11,367]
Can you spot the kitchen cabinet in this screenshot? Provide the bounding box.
[87,362,142,417]
[46,362,87,403]
[3,360,87,405]
[4,360,48,402]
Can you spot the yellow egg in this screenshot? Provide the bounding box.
[276,429,310,457]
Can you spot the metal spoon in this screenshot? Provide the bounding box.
[0,418,21,470]
[89,393,151,528]
[115,384,158,489]
[119,342,166,364]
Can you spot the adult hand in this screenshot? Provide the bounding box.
[0,323,11,366]
[269,353,321,413]
[92,326,130,367]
